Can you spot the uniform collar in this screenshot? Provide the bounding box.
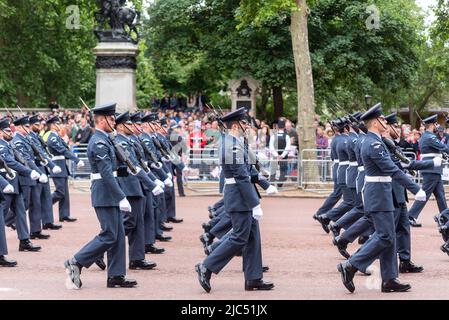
[368,131,382,141]
[95,128,109,139]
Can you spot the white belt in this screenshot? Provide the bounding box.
[357,166,365,172]
[421,153,442,158]
[333,160,339,164]
[52,155,65,160]
[225,178,236,185]
[0,168,16,173]
[365,176,392,183]
[349,161,358,166]
[339,161,349,166]
[91,171,117,181]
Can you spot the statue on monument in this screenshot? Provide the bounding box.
[94,0,141,44]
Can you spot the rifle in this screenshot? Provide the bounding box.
[137,136,162,169]
[130,139,151,173]
[0,155,16,180]
[79,97,95,128]
[109,131,138,175]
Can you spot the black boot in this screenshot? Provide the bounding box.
[129,259,157,270]
[439,226,449,242]
[358,236,369,245]
[0,255,17,267]
[202,222,212,233]
[333,236,350,259]
[95,258,106,270]
[43,223,62,230]
[245,279,274,291]
[409,217,421,228]
[399,260,423,273]
[19,239,41,252]
[195,263,211,293]
[145,244,165,254]
[107,276,137,288]
[30,231,50,240]
[317,215,330,234]
[329,222,341,238]
[60,217,77,222]
[199,233,214,248]
[64,258,82,289]
[337,261,357,293]
[381,279,411,292]
[440,241,449,256]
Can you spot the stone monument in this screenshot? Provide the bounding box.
[228,77,260,117]
[93,0,141,113]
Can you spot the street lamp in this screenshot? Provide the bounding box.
[364,95,372,109]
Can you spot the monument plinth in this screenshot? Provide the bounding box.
[93,42,138,114]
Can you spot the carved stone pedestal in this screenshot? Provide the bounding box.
[93,42,139,114]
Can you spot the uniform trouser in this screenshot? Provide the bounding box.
[340,213,374,243]
[175,165,185,196]
[40,182,54,224]
[409,173,447,219]
[21,185,42,233]
[209,206,227,228]
[213,199,225,211]
[143,190,156,245]
[156,194,167,236]
[74,206,126,277]
[123,196,145,261]
[164,184,176,219]
[210,210,232,239]
[316,183,343,216]
[325,186,355,221]
[52,177,71,220]
[204,211,263,281]
[394,204,411,261]
[336,191,364,230]
[349,210,398,280]
[0,202,7,255]
[3,194,29,240]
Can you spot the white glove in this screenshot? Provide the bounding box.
[52,165,62,174]
[30,170,40,180]
[119,197,132,212]
[265,185,278,195]
[433,156,443,167]
[77,160,85,168]
[152,185,164,196]
[164,177,173,188]
[2,184,14,194]
[415,189,427,202]
[400,162,410,168]
[252,205,263,221]
[39,174,48,184]
[155,179,165,189]
[128,167,141,176]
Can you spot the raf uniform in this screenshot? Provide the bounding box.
[408,114,449,226]
[0,118,41,252]
[337,104,425,293]
[10,116,49,239]
[28,115,62,230]
[46,116,83,222]
[64,103,136,289]
[0,172,17,266]
[115,112,160,270]
[195,107,273,293]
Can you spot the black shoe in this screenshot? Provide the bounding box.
[208,206,217,219]
[202,222,212,233]
[439,226,449,242]
[6,223,16,230]
[312,213,320,221]
[0,255,17,267]
[262,265,269,273]
[381,279,411,293]
[440,242,449,256]
[358,236,369,245]
[399,260,423,273]
[161,223,173,232]
[107,276,137,288]
[64,259,82,289]
[244,279,274,291]
[317,215,330,234]
[434,214,443,227]
[195,263,211,293]
[155,234,172,242]
[204,245,212,256]
[337,261,357,293]
[60,217,77,222]
[329,222,341,238]
[333,237,350,259]
[129,259,157,270]
[30,232,50,240]
[199,233,213,248]
[167,217,183,223]
[43,223,62,230]
[19,240,41,252]
[145,244,165,254]
[95,258,106,270]
[409,217,421,228]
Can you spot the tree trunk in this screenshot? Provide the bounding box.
[258,86,269,121]
[291,0,318,187]
[272,86,284,119]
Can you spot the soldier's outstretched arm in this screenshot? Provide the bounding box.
[408,159,434,171]
[370,142,420,194]
[94,141,126,201]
